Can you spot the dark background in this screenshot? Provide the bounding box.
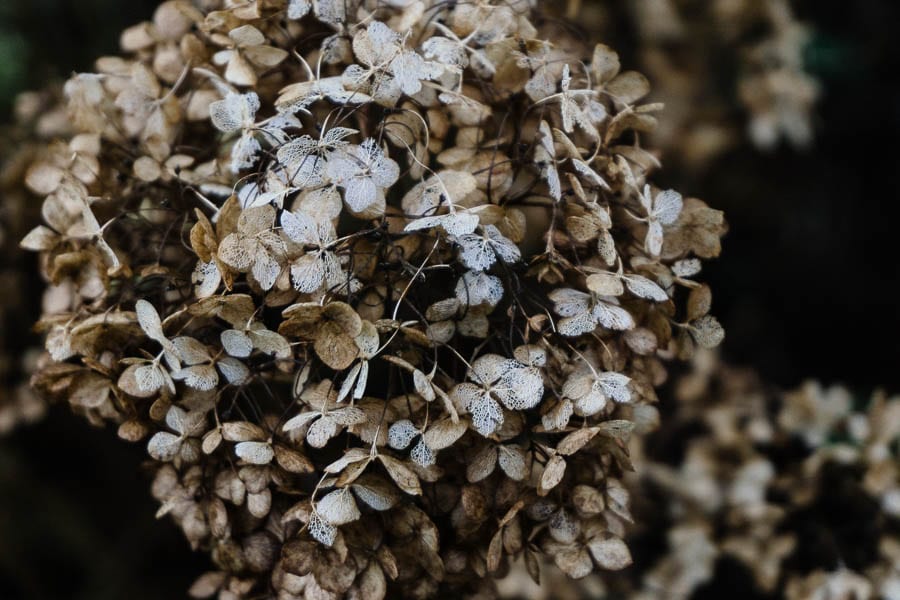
[697,0,900,393]
[1,0,899,598]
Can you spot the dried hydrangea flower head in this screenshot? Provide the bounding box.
[0,90,71,434]
[20,1,726,597]
[558,0,821,168]
[576,352,900,600]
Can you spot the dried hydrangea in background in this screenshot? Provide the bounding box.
[15,0,728,597]
[534,352,899,600]
[563,0,821,169]
[0,89,71,433]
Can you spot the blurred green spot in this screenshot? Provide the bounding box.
[804,32,859,80]
[0,29,28,106]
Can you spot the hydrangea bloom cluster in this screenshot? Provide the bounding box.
[492,354,899,600]
[19,1,725,597]
[0,90,70,433]
[567,0,821,168]
[593,353,900,600]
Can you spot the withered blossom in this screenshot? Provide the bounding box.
[15,1,730,598]
[585,353,900,600]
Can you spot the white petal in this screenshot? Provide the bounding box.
[193,261,222,298]
[468,393,504,437]
[485,226,521,264]
[287,0,311,19]
[457,233,496,271]
[498,445,528,480]
[235,441,274,465]
[597,372,632,403]
[690,315,725,349]
[281,210,320,245]
[306,416,339,448]
[353,361,369,400]
[343,176,377,213]
[653,189,683,225]
[230,133,262,172]
[351,477,400,511]
[136,299,165,341]
[558,312,597,337]
[336,363,362,403]
[290,253,325,293]
[252,250,280,291]
[592,301,635,331]
[328,406,366,426]
[549,288,591,317]
[217,357,250,384]
[497,366,544,410]
[165,405,189,435]
[148,432,182,461]
[388,419,419,450]
[221,329,253,358]
[172,365,219,391]
[455,271,504,307]
[572,159,610,190]
[209,92,258,133]
[309,512,337,546]
[410,438,436,467]
[405,212,479,236]
[282,411,320,433]
[316,488,360,526]
[135,363,165,393]
[470,354,508,386]
[173,336,212,365]
[645,220,664,257]
[672,258,702,278]
[624,275,668,302]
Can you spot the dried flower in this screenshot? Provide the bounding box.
[17,1,728,597]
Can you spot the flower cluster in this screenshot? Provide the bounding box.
[582,352,900,600]
[0,90,71,433]
[563,0,821,168]
[19,1,725,598]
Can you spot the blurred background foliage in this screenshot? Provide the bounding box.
[0,2,214,598]
[1,0,899,598]
[0,0,159,115]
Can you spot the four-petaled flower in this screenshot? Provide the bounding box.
[281,209,345,293]
[639,184,683,257]
[451,353,544,436]
[549,288,635,337]
[342,21,438,105]
[326,139,400,216]
[217,205,284,291]
[455,224,522,272]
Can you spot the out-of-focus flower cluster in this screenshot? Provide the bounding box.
[0,90,71,433]
[530,352,899,600]
[13,0,728,597]
[562,0,820,169]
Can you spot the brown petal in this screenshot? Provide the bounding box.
[378,454,422,496]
